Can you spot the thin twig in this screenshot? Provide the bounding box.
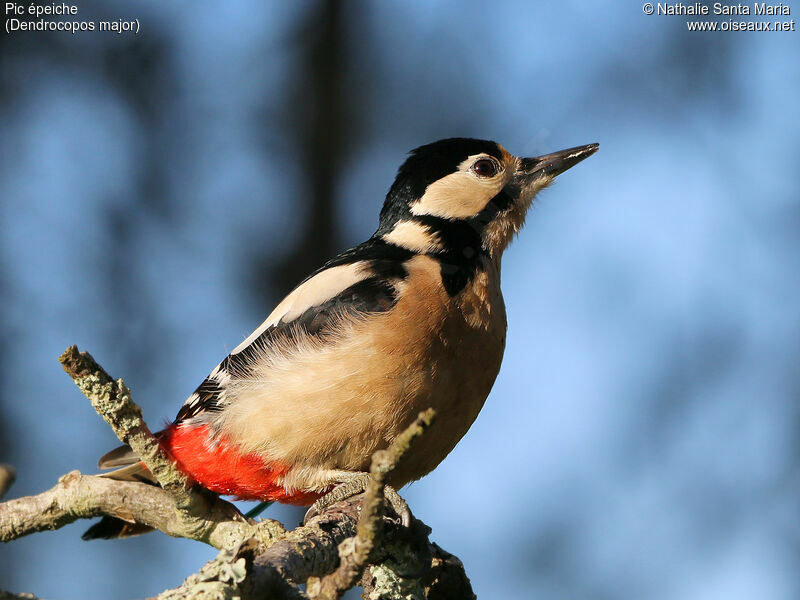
[51,345,287,549]
[308,409,436,600]
[58,345,193,509]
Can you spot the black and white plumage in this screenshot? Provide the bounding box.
[92,137,598,538]
[174,237,415,424]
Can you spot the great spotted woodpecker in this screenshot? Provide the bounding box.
[87,138,598,538]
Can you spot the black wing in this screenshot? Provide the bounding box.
[174,238,414,424]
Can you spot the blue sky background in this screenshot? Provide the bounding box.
[1,1,799,598]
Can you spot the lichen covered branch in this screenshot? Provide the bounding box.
[0,348,474,600]
[308,409,435,600]
[0,469,284,549]
[58,345,192,507]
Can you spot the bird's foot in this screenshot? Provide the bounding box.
[382,485,411,527]
[303,473,411,527]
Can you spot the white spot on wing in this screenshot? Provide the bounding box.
[182,391,200,408]
[210,364,231,385]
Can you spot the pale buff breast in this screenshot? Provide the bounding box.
[214,254,507,492]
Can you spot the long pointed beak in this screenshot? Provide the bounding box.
[517,143,599,179]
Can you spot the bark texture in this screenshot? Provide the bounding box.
[0,346,476,600]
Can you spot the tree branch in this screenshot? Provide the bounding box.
[58,345,192,508]
[0,470,283,549]
[52,345,287,549]
[1,348,475,600]
[154,496,474,600]
[308,409,435,600]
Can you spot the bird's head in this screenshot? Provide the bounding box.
[378,138,598,258]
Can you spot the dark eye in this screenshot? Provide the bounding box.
[473,159,498,178]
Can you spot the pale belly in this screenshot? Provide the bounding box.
[213,254,507,492]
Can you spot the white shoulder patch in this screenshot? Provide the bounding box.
[231,261,372,355]
[382,220,443,253]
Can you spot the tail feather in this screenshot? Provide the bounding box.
[83,517,154,540]
[96,461,157,484]
[98,443,139,468]
[85,446,157,540]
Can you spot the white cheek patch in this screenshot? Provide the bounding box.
[231,262,371,355]
[410,171,504,219]
[410,155,506,219]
